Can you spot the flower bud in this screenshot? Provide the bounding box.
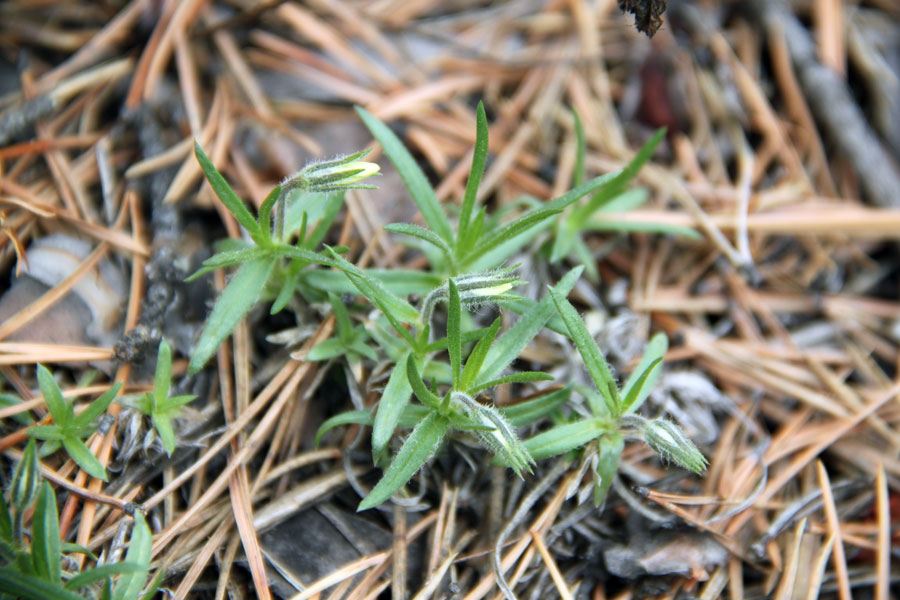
[451,392,534,477]
[11,438,41,512]
[283,150,380,194]
[642,418,707,474]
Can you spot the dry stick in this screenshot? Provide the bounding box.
[530,530,574,600]
[215,532,243,600]
[766,25,838,196]
[493,459,570,600]
[393,503,408,600]
[805,534,836,600]
[815,461,851,600]
[149,323,332,556]
[750,0,900,208]
[173,512,234,599]
[773,518,807,600]
[226,317,271,600]
[874,464,890,600]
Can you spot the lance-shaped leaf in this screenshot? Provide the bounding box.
[358,412,450,511]
[447,280,462,390]
[406,354,442,411]
[372,354,413,463]
[457,102,489,254]
[112,512,152,600]
[194,142,263,244]
[620,332,667,415]
[31,482,61,583]
[469,371,553,395]
[593,432,623,506]
[501,385,571,427]
[356,107,453,243]
[474,266,582,388]
[523,418,611,460]
[385,223,454,266]
[549,286,620,417]
[189,257,276,373]
[324,248,420,346]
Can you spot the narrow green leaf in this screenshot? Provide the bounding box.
[620,333,667,414]
[158,394,197,412]
[301,269,442,297]
[424,326,493,353]
[501,385,571,427]
[324,249,420,323]
[257,185,281,243]
[328,293,354,345]
[300,191,344,250]
[358,412,449,511]
[72,382,122,430]
[549,287,620,417]
[37,366,68,427]
[186,248,272,281]
[151,413,177,456]
[27,426,65,441]
[11,438,40,513]
[474,266,583,388]
[65,563,142,591]
[0,494,12,542]
[112,512,151,600]
[458,101,489,250]
[460,205,486,255]
[594,432,623,506]
[575,128,665,221]
[306,338,347,361]
[548,225,577,264]
[189,257,276,373]
[571,236,599,282]
[356,107,453,243]
[62,438,106,481]
[372,354,412,463]
[31,482,61,583]
[459,317,501,391]
[583,218,702,239]
[0,566,83,600]
[348,336,378,361]
[315,409,373,448]
[406,354,442,410]
[194,141,262,243]
[270,260,303,315]
[385,223,454,265]
[523,418,610,460]
[461,207,561,266]
[469,371,553,394]
[447,280,462,390]
[60,542,95,559]
[571,108,585,187]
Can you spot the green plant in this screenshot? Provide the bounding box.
[0,439,156,600]
[549,114,700,281]
[120,339,197,456]
[519,289,706,506]
[27,367,122,481]
[188,101,706,521]
[186,144,381,373]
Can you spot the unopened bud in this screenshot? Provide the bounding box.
[642,419,707,474]
[452,392,534,477]
[283,150,380,194]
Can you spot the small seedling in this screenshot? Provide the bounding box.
[0,439,156,600]
[521,288,706,506]
[120,339,196,456]
[27,366,122,481]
